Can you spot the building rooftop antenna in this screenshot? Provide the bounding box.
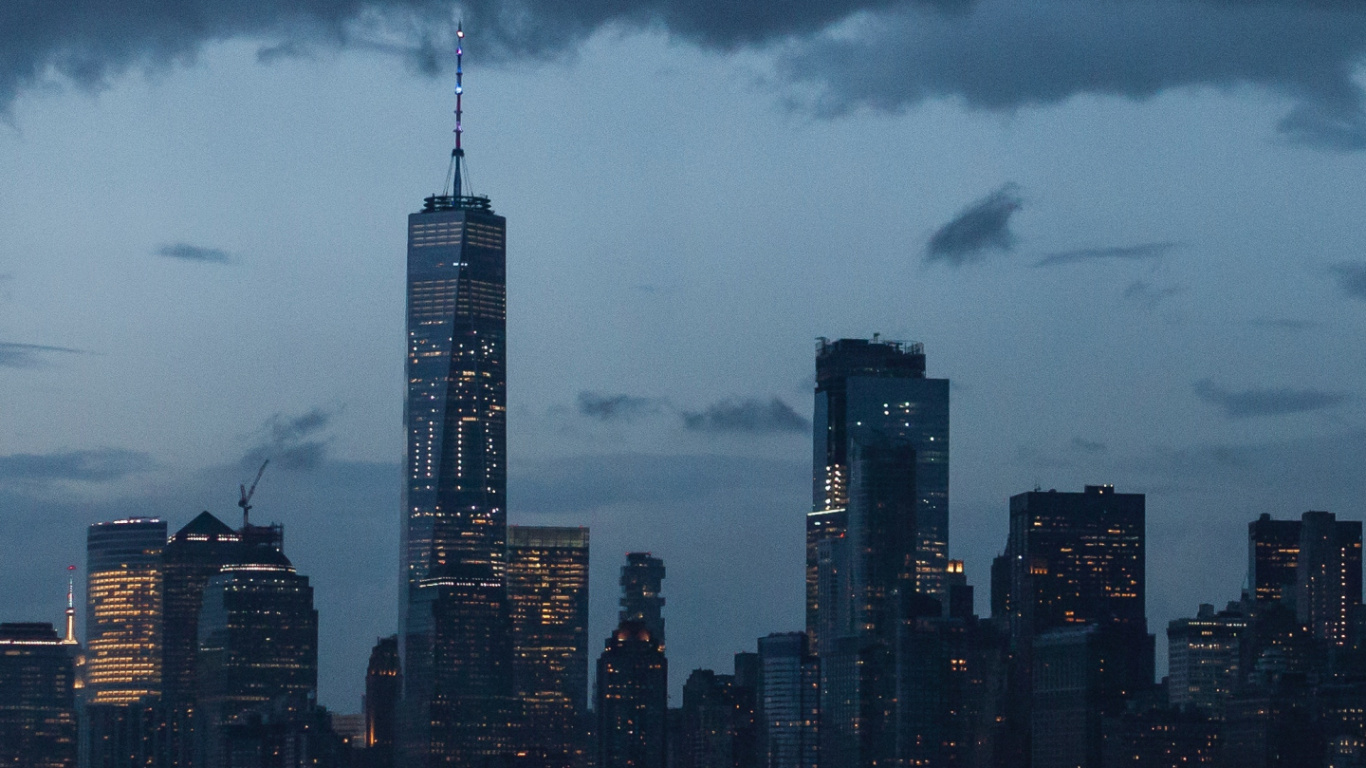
[447,22,467,199]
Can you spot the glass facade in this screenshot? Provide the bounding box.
[756,632,819,768]
[85,517,166,706]
[0,623,77,768]
[807,337,949,654]
[508,526,591,766]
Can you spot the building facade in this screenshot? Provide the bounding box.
[508,526,590,766]
[619,552,665,648]
[596,622,668,768]
[0,623,77,768]
[86,517,167,707]
[756,633,820,768]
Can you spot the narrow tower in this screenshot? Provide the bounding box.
[400,27,513,765]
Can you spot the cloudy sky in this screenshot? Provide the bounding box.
[3,0,1366,710]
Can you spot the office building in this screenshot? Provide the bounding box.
[1296,511,1362,646]
[508,526,590,766]
[1248,514,1302,605]
[161,511,243,765]
[731,653,760,768]
[676,669,735,768]
[86,517,167,706]
[0,622,77,768]
[416,563,515,766]
[1001,485,1152,766]
[596,622,668,768]
[1166,603,1247,718]
[364,636,400,768]
[197,535,318,768]
[619,552,665,648]
[808,336,949,656]
[756,633,820,768]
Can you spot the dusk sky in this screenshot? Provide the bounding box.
[3,0,1366,712]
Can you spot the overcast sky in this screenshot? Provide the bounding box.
[3,0,1366,711]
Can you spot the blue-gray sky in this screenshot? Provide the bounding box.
[3,0,1366,711]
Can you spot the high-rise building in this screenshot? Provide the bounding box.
[399,29,512,763]
[1166,603,1247,718]
[596,622,668,768]
[1248,513,1302,605]
[1296,510,1362,646]
[808,336,949,654]
[197,533,318,768]
[0,622,78,768]
[756,633,819,768]
[676,669,735,768]
[508,526,590,766]
[731,652,760,768]
[1002,485,1153,768]
[86,517,167,706]
[364,635,400,768]
[161,511,242,766]
[619,553,665,647]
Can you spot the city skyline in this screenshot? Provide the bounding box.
[5,6,1366,716]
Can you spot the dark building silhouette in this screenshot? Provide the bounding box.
[408,564,515,767]
[998,485,1152,767]
[730,653,759,768]
[0,622,77,768]
[619,553,665,648]
[755,633,819,768]
[197,532,318,768]
[1296,511,1362,646]
[507,526,590,767]
[363,636,399,768]
[1098,708,1219,767]
[808,336,949,658]
[86,517,167,707]
[219,694,350,768]
[1248,514,1302,605]
[676,669,734,768]
[161,511,243,766]
[596,622,668,768]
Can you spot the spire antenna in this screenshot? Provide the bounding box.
[453,22,466,200]
[63,564,77,645]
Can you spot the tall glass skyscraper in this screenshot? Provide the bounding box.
[85,517,167,706]
[807,337,949,653]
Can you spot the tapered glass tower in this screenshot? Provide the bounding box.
[400,23,508,632]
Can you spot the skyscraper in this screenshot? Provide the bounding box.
[508,526,591,766]
[1247,513,1301,605]
[808,336,949,654]
[619,552,665,648]
[1001,485,1153,767]
[0,623,77,768]
[398,28,514,764]
[197,535,318,768]
[755,633,820,768]
[85,517,167,706]
[1295,510,1362,646]
[596,622,668,768]
[364,636,400,768]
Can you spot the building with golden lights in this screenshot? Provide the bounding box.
[85,517,167,706]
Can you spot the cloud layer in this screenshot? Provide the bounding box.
[0,341,87,368]
[681,397,808,433]
[240,407,338,470]
[0,448,153,485]
[5,1,1366,149]
[1035,242,1181,268]
[1192,379,1350,418]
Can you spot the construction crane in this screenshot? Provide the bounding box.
[239,459,269,528]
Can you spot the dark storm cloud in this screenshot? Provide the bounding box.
[155,243,232,264]
[784,0,1366,150]
[1192,379,1350,418]
[0,448,153,484]
[1330,262,1366,301]
[577,391,664,422]
[8,1,1366,149]
[0,341,87,368]
[925,184,1022,266]
[240,407,337,471]
[1121,280,1182,308]
[681,397,808,434]
[1034,242,1181,268]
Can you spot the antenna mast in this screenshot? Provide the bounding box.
[452,22,466,199]
[63,565,77,645]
